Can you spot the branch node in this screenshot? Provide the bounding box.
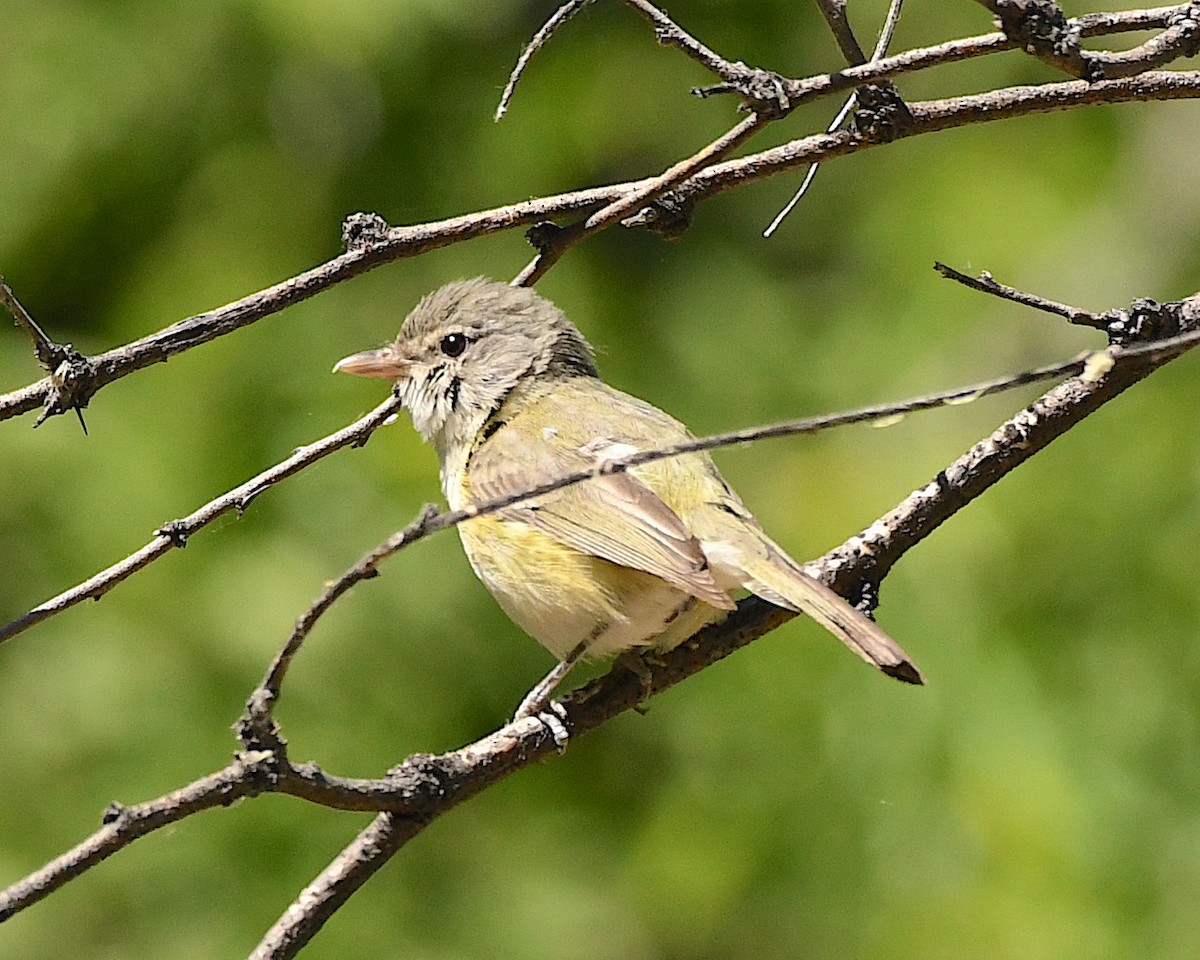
[692,64,793,117]
[342,212,392,252]
[1108,297,1187,345]
[235,749,283,798]
[849,81,914,142]
[33,345,94,432]
[524,220,577,254]
[236,689,289,756]
[990,0,1094,79]
[620,191,695,240]
[156,520,190,548]
[101,801,127,826]
[386,752,456,807]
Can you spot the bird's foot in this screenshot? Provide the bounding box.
[532,701,570,752]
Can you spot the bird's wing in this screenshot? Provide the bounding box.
[467,424,736,611]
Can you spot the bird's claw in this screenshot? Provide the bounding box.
[524,700,569,752]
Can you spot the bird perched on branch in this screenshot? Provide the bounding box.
[336,278,921,727]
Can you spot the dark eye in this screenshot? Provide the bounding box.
[439,332,468,358]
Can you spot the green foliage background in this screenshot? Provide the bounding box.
[2,1,1200,957]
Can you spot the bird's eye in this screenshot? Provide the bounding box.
[439,333,468,358]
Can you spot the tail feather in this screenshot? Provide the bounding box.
[742,544,922,685]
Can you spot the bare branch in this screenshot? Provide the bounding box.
[814,0,871,64]
[0,752,278,921]
[248,812,416,960]
[0,394,402,646]
[495,0,597,120]
[513,112,768,285]
[620,0,767,84]
[936,262,1114,328]
[237,501,442,746]
[1076,4,1191,33]
[764,0,907,236]
[696,71,1199,195]
[977,0,1200,80]
[1,279,60,372]
[2,54,1196,427]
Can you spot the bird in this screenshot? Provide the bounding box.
[335,278,921,723]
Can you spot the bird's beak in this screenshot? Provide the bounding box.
[333,346,409,380]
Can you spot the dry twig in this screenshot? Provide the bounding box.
[6,279,1197,956]
[4,4,1200,957]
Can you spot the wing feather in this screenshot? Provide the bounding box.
[468,414,735,611]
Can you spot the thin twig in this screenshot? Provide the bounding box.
[682,5,1193,111]
[935,261,1112,327]
[0,394,403,646]
[815,0,870,64]
[243,502,441,724]
[243,315,1200,723]
[620,0,756,81]
[764,0,906,236]
[495,0,597,120]
[1076,4,1191,34]
[513,113,768,286]
[2,61,1197,425]
[1,279,59,369]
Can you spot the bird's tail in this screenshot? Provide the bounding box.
[740,539,923,685]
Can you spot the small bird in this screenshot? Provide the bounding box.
[335,279,921,720]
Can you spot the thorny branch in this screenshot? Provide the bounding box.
[4,3,1200,958]
[5,279,1199,947]
[3,5,1197,426]
[0,394,403,646]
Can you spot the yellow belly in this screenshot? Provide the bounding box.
[459,514,727,661]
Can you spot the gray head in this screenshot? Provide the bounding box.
[334,278,598,457]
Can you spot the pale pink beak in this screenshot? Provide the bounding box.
[332,346,409,380]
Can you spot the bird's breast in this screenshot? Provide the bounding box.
[456,513,726,660]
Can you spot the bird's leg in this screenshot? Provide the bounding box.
[513,660,572,721]
[513,638,589,722]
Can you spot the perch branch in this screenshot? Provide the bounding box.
[5,282,1198,946]
[251,284,1200,958]
[240,304,1200,733]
